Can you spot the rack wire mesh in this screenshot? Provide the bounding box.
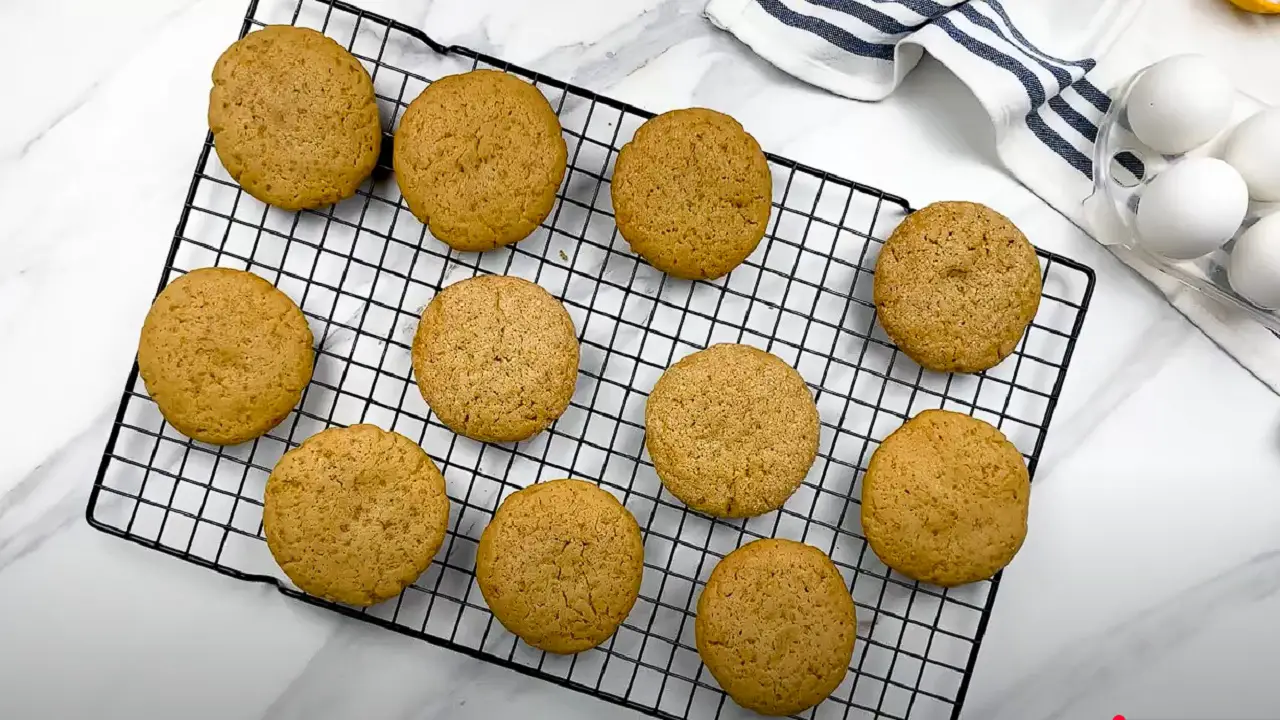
[86,1,1095,718]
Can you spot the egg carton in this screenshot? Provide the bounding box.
[1085,61,1280,334]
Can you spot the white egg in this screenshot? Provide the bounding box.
[1135,157,1248,260]
[1224,108,1280,202]
[1127,55,1234,155]
[1229,214,1280,309]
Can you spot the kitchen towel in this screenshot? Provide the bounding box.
[705,0,1280,394]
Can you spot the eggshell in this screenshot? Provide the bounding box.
[1127,55,1234,155]
[1135,157,1249,260]
[1223,108,1280,202]
[1229,213,1280,309]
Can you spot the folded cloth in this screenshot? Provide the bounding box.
[706,0,1280,394]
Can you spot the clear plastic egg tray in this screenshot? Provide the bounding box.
[1086,64,1280,333]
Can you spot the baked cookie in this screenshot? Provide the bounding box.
[209,25,381,211]
[873,201,1041,373]
[137,267,313,445]
[263,424,451,606]
[394,69,567,252]
[861,409,1030,587]
[644,344,818,518]
[697,539,855,716]
[412,275,578,443]
[611,108,772,280]
[476,479,644,654]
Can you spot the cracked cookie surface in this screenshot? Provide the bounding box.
[476,479,644,654]
[263,424,450,606]
[610,108,772,280]
[644,343,818,518]
[137,267,313,445]
[209,25,381,211]
[861,409,1029,587]
[393,69,567,252]
[411,275,579,443]
[696,538,856,716]
[873,201,1041,373]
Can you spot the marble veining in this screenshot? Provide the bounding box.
[3,0,1280,718]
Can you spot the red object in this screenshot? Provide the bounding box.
[1113,715,1126,720]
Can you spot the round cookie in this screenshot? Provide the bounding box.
[209,25,382,211]
[263,424,450,606]
[394,69,567,252]
[476,479,644,654]
[873,201,1041,373]
[611,108,772,280]
[411,275,578,443]
[644,344,818,518]
[861,409,1030,587]
[696,539,856,716]
[137,267,313,445]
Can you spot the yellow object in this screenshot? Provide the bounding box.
[1226,0,1280,14]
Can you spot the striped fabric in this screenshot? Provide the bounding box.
[706,0,1136,184]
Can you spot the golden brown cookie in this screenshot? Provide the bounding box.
[696,539,855,716]
[861,409,1030,587]
[610,108,772,280]
[411,275,578,443]
[873,201,1041,373]
[263,424,450,606]
[137,267,313,445]
[393,69,567,252]
[644,344,818,518]
[476,479,644,654]
[209,25,382,211]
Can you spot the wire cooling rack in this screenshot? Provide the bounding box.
[87,1,1095,718]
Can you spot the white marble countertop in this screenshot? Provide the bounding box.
[3,1,1280,719]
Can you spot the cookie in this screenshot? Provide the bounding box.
[263,424,450,606]
[873,201,1042,373]
[644,344,818,517]
[137,267,313,445]
[861,409,1030,587]
[611,108,772,280]
[476,479,644,654]
[394,69,567,252]
[209,25,382,211]
[696,539,855,716]
[411,275,578,443]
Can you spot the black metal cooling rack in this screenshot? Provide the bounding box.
[86,1,1095,718]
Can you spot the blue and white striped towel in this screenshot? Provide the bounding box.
[707,0,1280,394]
